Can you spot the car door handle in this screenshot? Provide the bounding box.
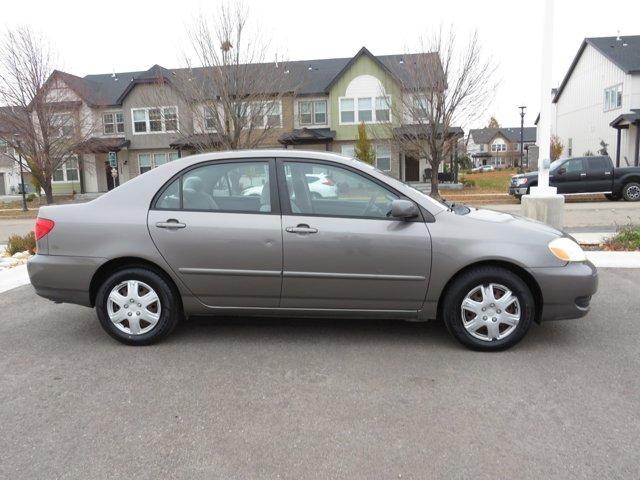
[286,224,318,234]
[604,171,612,175]
[156,219,186,229]
[580,173,587,177]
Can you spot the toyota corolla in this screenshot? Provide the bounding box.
[27,150,598,350]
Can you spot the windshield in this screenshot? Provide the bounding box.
[549,159,564,172]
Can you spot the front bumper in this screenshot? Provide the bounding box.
[528,260,598,321]
[508,186,528,196]
[27,254,106,307]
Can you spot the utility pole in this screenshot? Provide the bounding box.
[13,134,28,212]
[518,106,526,173]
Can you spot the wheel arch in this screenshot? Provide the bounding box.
[436,260,544,324]
[89,256,183,310]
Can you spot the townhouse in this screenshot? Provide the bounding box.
[0,47,463,195]
[552,35,640,166]
[467,127,537,169]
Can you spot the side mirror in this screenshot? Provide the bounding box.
[390,199,419,220]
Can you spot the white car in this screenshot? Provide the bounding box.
[471,165,495,173]
[243,173,338,199]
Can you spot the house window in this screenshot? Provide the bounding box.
[479,144,485,152]
[204,107,217,131]
[53,157,79,182]
[138,152,180,174]
[0,139,13,156]
[357,98,372,122]
[375,144,391,171]
[375,97,390,122]
[131,107,179,134]
[340,96,391,124]
[604,84,622,111]
[568,138,573,157]
[51,113,74,137]
[103,112,124,134]
[265,101,281,127]
[413,96,430,121]
[298,100,327,125]
[341,144,355,157]
[491,140,506,152]
[340,98,355,123]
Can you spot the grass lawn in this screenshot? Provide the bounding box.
[459,168,517,193]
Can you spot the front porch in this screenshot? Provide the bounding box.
[610,110,640,167]
[76,137,131,194]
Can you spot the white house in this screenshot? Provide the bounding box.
[552,35,640,166]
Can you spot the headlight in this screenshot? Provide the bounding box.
[548,237,587,262]
[515,178,529,186]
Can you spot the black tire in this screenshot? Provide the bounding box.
[441,266,535,351]
[605,193,621,201]
[95,267,181,345]
[621,182,640,202]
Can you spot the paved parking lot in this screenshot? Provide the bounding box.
[1,269,639,479]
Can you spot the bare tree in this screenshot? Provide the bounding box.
[0,27,97,203]
[385,28,498,199]
[143,3,297,152]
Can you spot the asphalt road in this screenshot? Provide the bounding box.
[1,269,639,479]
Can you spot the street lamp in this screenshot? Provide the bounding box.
[518,106,526,173]
[13,133,28,212]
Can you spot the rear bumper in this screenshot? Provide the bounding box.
[27,254,105,307]
[528,261,598,321]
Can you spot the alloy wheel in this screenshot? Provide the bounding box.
[106,280,162,335]
[626,185,640,200]
[460,283,521,342]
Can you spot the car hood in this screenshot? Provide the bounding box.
[465,207,563,237]
[511,171,540,181]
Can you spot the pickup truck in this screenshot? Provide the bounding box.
[508,155,640,201]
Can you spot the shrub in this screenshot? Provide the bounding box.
[26,193,36,202]
[604,226,640,251]
[461,178,476,188]
[5,231,36,256]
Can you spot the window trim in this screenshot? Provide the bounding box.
[150,158,280,215]
[138,151,180,174]
[52,156,80,183]
[338,95,392,125]
[131,106,180,135]
[603,84,623,112]
[275,157,423,222]
[102,110,125,135]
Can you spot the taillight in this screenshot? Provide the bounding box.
[322,178,334,186]
[35,217,55,240]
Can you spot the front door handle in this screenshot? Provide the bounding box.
[156,219,186,229]
[286,224,318,234]
[580,172,587,177]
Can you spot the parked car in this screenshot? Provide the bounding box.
[243,172,338,199]
[508,155,640,201]
[28,150,598,351]
[471,165,495,173]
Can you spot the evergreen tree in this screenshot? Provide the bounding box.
[487,116,500,128]
[354,122,376,165]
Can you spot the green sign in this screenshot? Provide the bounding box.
[108,151,117,167]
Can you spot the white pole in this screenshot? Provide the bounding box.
[532,0,556,195]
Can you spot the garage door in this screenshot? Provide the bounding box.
[0,173,5,195]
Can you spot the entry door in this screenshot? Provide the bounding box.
[148,159,282,307]
[405,156,420,182]
[551,158,585,193]
[278,159,431,311]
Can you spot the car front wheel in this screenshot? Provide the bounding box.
[95,267,180,345]
[441,266,535,351]
[622,182,640,202]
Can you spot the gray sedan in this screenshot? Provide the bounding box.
[27,150,598,350]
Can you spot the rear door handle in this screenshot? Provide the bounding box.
[156,219,186,229]
[580,173,587,177]
[286,224,318,234]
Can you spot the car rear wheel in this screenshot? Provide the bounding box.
[95,267,180,345]
[622,182,640,202]
[441,266,535,351]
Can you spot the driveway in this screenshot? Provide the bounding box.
[0,269,639,479]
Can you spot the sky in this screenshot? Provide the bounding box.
[2,0,640,130]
